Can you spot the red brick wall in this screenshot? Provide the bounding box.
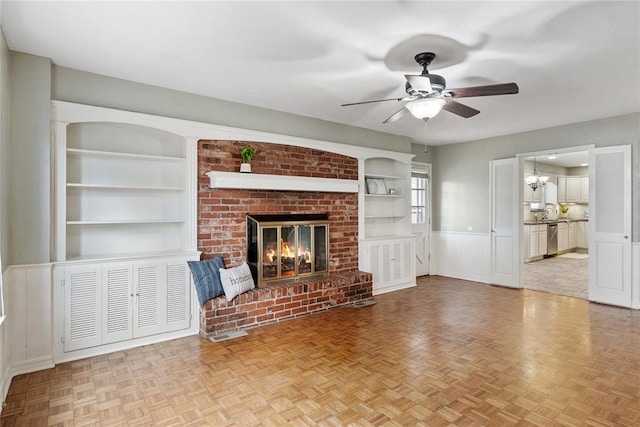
[201,271,373,335]
[197,140,359,273]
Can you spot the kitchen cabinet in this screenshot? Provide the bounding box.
[539,225,548,256]
[577,221,589,249]
[557,175,588,204]
[566,177,581,203]
[525,224,548,262]
[568,222,577,249]
[557,176,566,203]
[544,177,558,204]
[580,176,589,202]
[558,222,569,252]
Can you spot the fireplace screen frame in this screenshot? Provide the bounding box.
[247,214,329,287]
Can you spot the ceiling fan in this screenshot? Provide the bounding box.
[341,52,519,123]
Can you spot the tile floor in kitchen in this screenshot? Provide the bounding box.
[523,252,588,299]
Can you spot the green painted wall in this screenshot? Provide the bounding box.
[51,66,413,153]
[8,52,51,265]
[0,31,9,270]
[431,113,640,241]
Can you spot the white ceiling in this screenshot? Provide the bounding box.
[526,151,589,168]
[2,1,639,147]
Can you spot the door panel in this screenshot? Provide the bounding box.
[165,262,191,332]
[133,263,164,338]
[490,158,520,287]
[102,265,133,344]
[64,267,101,351]
[589,145,631,307]
[411,166,431,277]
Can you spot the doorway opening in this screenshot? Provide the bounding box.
[521,150,589,299]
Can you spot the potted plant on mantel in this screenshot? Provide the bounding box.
[239,145,258,173]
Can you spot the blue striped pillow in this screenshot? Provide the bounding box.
[187,255,226,305]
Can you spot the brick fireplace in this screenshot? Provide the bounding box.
[197,140,372,335]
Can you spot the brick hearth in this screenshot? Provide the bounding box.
[200,271,372,335]
[197,140,368,335]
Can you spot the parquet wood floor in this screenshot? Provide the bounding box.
[3,275,640,426]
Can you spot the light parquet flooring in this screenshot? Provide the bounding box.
[3,275,640,426]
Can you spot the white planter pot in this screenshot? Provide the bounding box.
[240,163,252,173]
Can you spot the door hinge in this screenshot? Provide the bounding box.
[61,279,65,287]
[60,336,65,344]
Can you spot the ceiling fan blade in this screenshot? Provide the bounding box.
[442,99,481,118]
[383,106,408,124]
[341,97,404,107]
[405,75,432,93]
[447,82,519,98]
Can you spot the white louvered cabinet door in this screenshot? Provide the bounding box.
[165,262,191,332]
[101,264,133,344]
[64,266,102,352]
[133,263,164,338]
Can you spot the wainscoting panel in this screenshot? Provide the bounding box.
[431,232,491,284]
[633,242,640,310]
[3,264,54,387]
[0,317,6,406]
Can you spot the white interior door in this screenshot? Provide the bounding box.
[411,164,431,276]
[589,145,632,307]
[490,158,520,287]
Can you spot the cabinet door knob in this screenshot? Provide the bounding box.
[624,236,629,239]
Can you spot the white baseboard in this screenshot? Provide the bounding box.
[431,231,491,283]
[55,328,199,364]
[373,281,416,296]
[8,356,55,378]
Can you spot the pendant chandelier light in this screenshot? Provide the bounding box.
[525,157,549,191]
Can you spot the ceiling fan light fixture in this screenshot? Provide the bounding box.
[405,98,446,119]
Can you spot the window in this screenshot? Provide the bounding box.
[411,175,427,224]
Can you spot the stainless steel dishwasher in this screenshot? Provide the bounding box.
[546,223,558,256]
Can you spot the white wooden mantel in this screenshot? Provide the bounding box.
[206,171,359,193]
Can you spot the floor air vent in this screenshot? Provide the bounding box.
[209,330,248,342]
[352,300,376,308]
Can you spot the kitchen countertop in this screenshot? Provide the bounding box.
[523,219,589,225]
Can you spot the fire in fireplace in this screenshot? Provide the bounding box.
[247,214,329,287]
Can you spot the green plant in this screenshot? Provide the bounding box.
[560,204,570,214]
[240,145,258,163]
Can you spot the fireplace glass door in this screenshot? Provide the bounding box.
[247,214,329,287]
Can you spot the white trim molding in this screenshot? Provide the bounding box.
[207,171,359,193]
[633,242,640,309]
[51,101,412,162]
[431,231,491,284]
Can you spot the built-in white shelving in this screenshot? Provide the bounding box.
[54,121,194,261]
[67,183,184,191]
[67,147,185,163]
[66,219,185,225]
[358,154,416,295]
[362,157,411,239]
[51,102,200,362]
